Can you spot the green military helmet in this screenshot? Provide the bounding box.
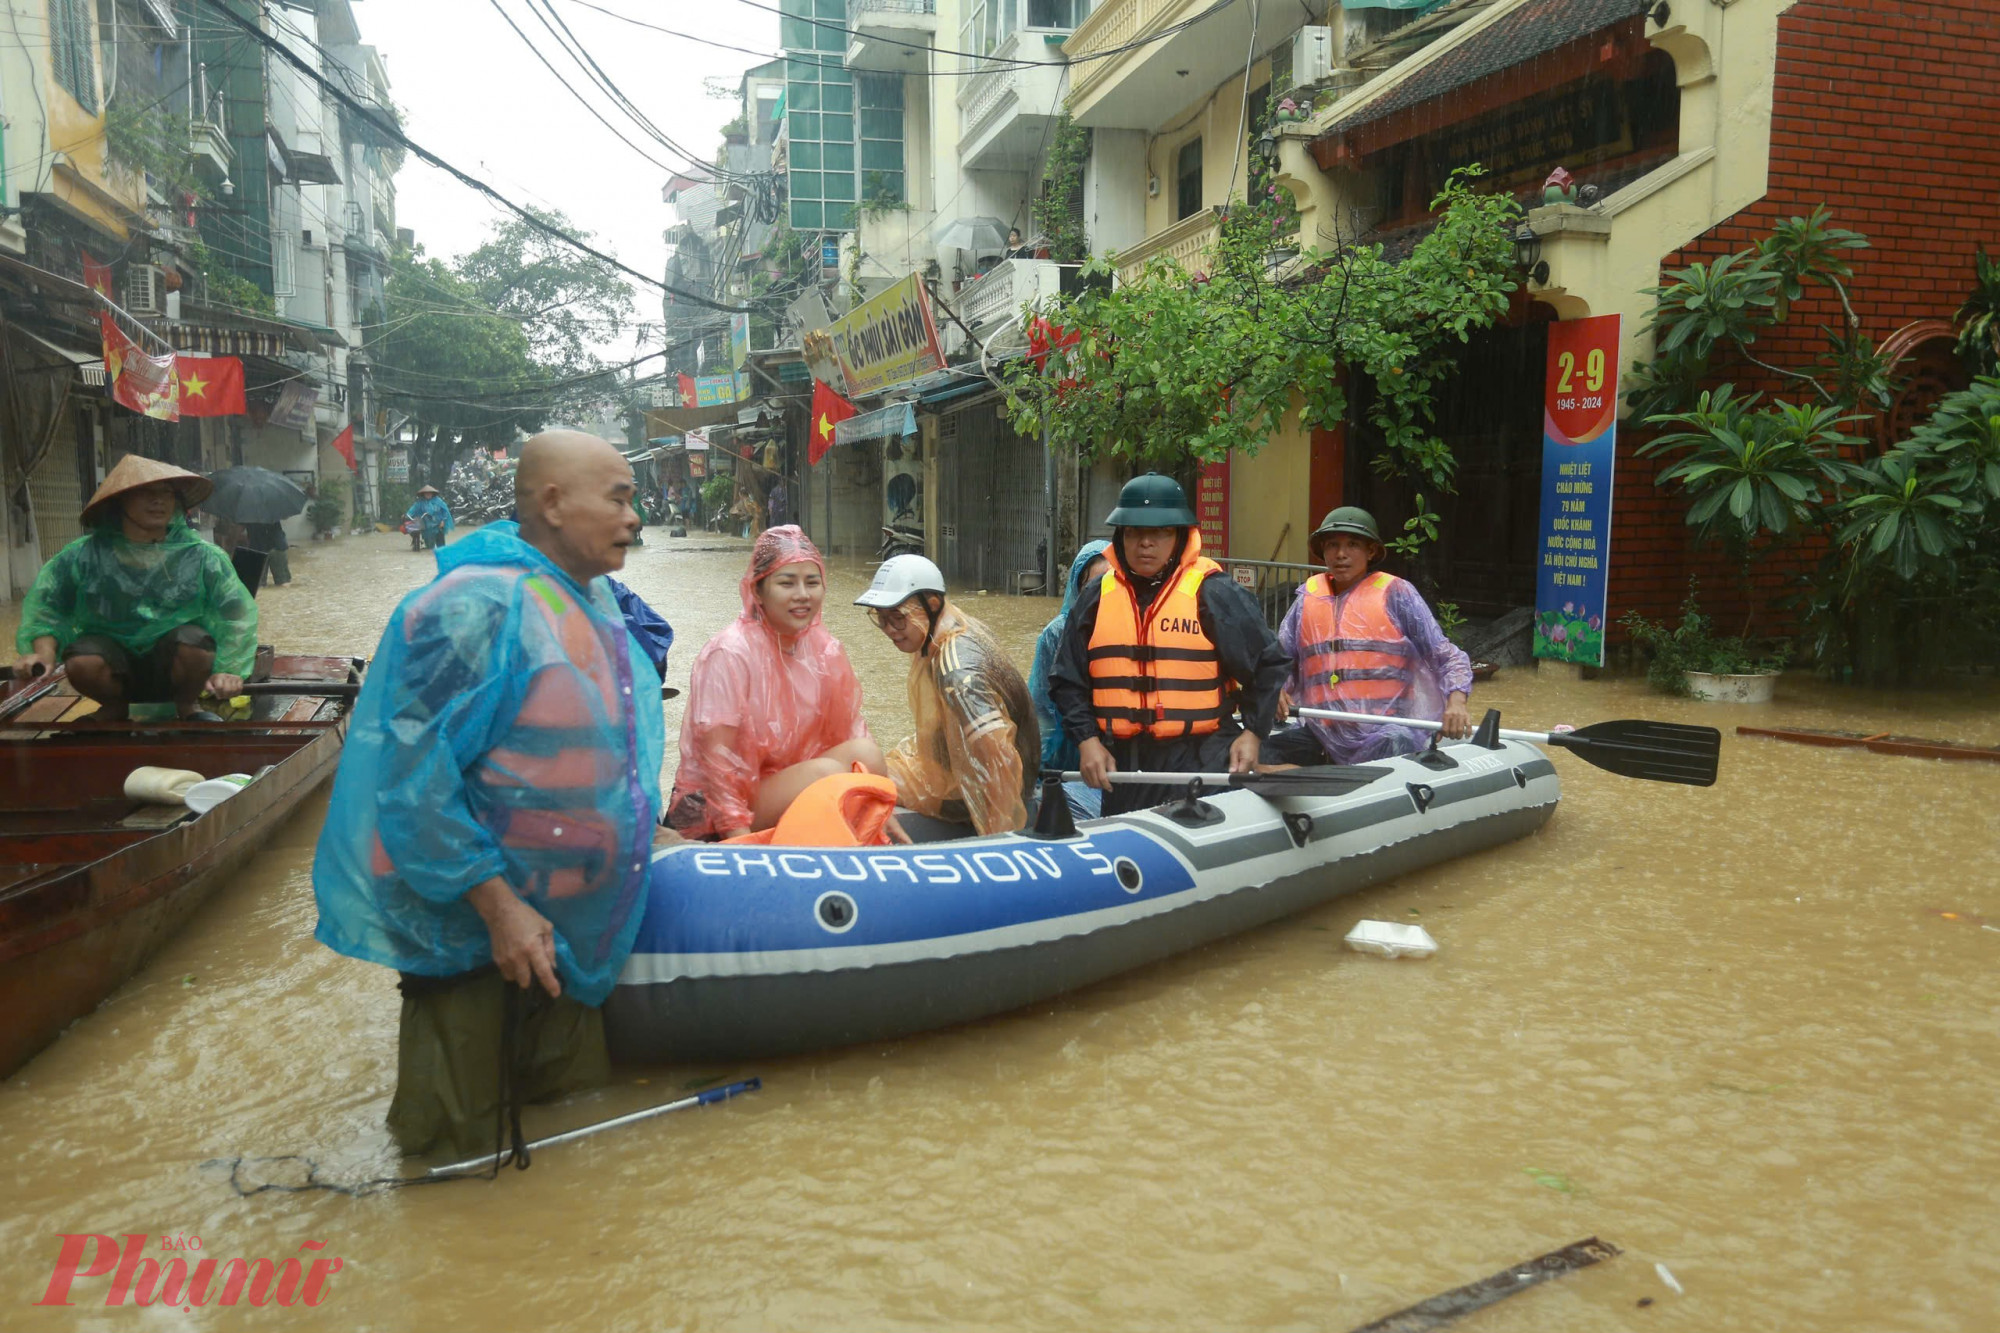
[1308,505,1383,561]
[1104,472,1198,528]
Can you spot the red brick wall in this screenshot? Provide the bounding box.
[1609,0,2000,641]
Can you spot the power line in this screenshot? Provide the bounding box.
[194,0,763,315]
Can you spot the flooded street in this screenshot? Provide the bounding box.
[4,529,1998,1331]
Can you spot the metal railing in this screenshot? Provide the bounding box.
[1216,557,1318,631]
[850,0,936,14]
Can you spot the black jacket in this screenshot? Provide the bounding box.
[1049,540,1290,748]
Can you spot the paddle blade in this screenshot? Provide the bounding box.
[1550,719,1720,786]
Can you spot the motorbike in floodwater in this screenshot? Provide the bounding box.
[878,522,924,561]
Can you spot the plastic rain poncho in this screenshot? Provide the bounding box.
[16,514,258,674]
[406,494,453,535]
[887,602,1039,835]
[667,525,870,839]
[1278,573,1474,766]
[607,577,674,679]
[1029,540,1110,771]
[313,521,665,1006]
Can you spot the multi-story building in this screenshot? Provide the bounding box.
[0,0,400,602]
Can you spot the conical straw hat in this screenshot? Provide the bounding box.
[416,484,441,496]
[80,454,213,527]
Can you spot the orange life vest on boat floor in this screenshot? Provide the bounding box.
[1296,571,1415,714]
[723,767,898,847]
[1088,535,1227,740]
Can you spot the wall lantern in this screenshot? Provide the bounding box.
[1513,224,1549,285]
[1254,128,1281,170]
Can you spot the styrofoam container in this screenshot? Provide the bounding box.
[1344,919,1439,959]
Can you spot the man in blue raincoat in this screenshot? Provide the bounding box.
[1028,540,1110,819]
[314,431,664,1157]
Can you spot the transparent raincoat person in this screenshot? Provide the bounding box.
[857,556,1039,838]
[313,521,665,1006]
[667,526,874,838]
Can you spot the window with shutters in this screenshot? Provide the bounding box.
[50,0,98,114]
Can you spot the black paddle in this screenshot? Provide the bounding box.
[1296,706,1720,787]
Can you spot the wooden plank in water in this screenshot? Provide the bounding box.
[1736,725,2000,764]
[1346,1237,1622,1332]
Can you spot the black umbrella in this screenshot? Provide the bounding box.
[202,466,309,524]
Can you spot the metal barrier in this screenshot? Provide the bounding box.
[1216,557,1318,632]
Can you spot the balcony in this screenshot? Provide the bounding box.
[949,257,1074,355]
[190,118,232,180]
[1113,207,1221,286]
[1066,0,1293,131]
[847,0,937,72]
[957,33,1069,172]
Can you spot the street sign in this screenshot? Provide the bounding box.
[1533,314,1621,666]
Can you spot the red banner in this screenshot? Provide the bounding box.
[175,355,246,417]
[1196,456,1229,558]
[329,423,357,471]
[99,315,179,420]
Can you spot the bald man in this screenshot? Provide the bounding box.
[313,432,668,1157]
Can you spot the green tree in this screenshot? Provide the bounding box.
[1003,169,1521,529]
[452,207,636,380]
[367,245,543,487]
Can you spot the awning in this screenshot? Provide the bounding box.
[1313,0,1652,165]
[835,402,917,447]
[16,327,106,386]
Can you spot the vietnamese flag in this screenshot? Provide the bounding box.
[81,250,113,298]
[809,378,856,465]
[175,355,246,417]
[329,422,357,472]
[677,372,697,406]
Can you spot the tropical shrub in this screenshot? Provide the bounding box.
[1620,582,1791,695]
[1631,213,2000,682]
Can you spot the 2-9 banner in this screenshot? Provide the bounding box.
[1533,314,1620,666]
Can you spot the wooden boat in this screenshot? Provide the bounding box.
[1735,725,2000,765]
[0,655,359,1078]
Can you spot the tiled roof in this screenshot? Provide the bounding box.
[1323,0,1652,137]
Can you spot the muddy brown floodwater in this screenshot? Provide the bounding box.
[3,529,1998,1331]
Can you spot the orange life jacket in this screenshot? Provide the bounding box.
[1088,536,1227,740]
[723,768,898,847]
[1296,571,1415,715]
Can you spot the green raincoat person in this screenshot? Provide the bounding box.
[11,455,257,720]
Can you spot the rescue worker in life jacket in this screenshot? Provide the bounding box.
[1049,474,1291,816]
[1263,506,1474,767]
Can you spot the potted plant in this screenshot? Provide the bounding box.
[309,476,347,539]
[1620,581,1790,702]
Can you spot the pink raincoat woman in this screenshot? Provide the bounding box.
[667,526,880,838]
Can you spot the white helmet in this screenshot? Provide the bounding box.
[855,554,945,609]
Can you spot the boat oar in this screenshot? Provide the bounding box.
[1057,769,1382,796]
[229,681,681,701]
[1296,706,1720,787]
[426,1077,761,1178]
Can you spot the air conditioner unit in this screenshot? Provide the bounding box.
[1293,26,1334,86]
[125,264,165,317]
